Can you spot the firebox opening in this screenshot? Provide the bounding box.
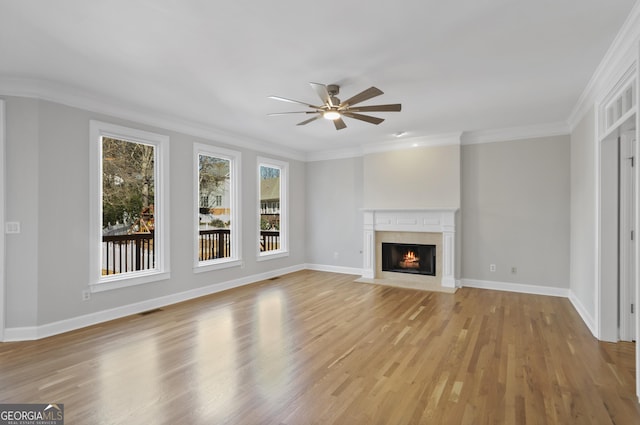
[381,242,436,276]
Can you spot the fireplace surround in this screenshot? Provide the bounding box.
[362,209,457,291]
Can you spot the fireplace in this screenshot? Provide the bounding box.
[362,209,457,290]
[381,243,436,276]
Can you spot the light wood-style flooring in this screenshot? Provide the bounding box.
[1,270,639,424]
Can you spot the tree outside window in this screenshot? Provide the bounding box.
[198,154,231,261]
[90,120,169,292]
[102,137,156,275]
[194,144,241,270]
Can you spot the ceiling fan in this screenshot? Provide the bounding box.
[268,82,401,130]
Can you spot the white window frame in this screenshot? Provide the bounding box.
[193,143,242,272]
[89,120,170,292]
[257,156,288,260]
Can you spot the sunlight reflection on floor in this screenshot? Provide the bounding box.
[254,289,291,400]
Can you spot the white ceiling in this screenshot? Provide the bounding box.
[0,0,637,156]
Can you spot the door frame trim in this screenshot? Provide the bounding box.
[0,99,6,341]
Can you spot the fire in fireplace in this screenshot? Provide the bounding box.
[381,243,436,276]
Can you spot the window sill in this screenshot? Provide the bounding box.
[194,259,242,273]
[90,271,171,293]
[257,250,289,261]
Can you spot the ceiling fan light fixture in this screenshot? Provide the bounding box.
[323,110,341,120]
[268,82,401,130]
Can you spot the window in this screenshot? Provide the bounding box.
[194,143,241,271]
[89,121,170,291]
[258,157,288,259]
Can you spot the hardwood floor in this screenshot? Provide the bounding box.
[1,270,639,424]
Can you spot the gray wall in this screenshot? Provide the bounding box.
[307,139,573,292]
[5,97,39,328]
[363,144,461,209]
[305,146,462,273]
[305,157,363,269]
[2,94,580,330]
[461,135,570,288]
[3,96,306,327]
[570,106,597,321]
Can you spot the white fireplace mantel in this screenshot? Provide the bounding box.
[362,208,458,288]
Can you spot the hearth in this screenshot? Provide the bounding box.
[381,243,436,276]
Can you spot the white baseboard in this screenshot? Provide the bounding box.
[3,264,305,342]
[461,278,570,298]
[4,326,38,341]
[461,278,600,338]
[305,263,363,275]
[568,291,597,338]
[1,268,597,342]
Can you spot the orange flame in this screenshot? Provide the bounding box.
[403,251,418,262]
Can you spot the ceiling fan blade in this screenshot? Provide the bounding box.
[268,95,322,109]
[268,111,318,116]
[341,86,384,107]
[334,117,347,130]
[297,115,322,126]
[346,103,402,113]
[309,82,332,106]
[342,112,385,125]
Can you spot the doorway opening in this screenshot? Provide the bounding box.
[600,123,636,343]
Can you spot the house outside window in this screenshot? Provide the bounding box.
[194,143,241,271]
[258,157,288,259]
[89,121,170,292]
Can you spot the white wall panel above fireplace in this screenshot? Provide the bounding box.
[363,145,461,210]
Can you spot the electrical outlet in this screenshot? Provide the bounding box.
[489,264,496,272]
[82,290,91,301]
[511,267,517,274]
[333,251,339,259]
[5,222,20,234]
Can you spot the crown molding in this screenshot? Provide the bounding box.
[567,1,640,130]
[362,132,462,154]
[307,121,573,161]
[306,133,462,162]
[461,121,570,145]
[305,146,364,162]
[0,76,307,162]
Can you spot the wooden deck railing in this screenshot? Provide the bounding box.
[103,229,281,274]
[102,232,155,275]
[260,230,280,252]
[199,229,231,261]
